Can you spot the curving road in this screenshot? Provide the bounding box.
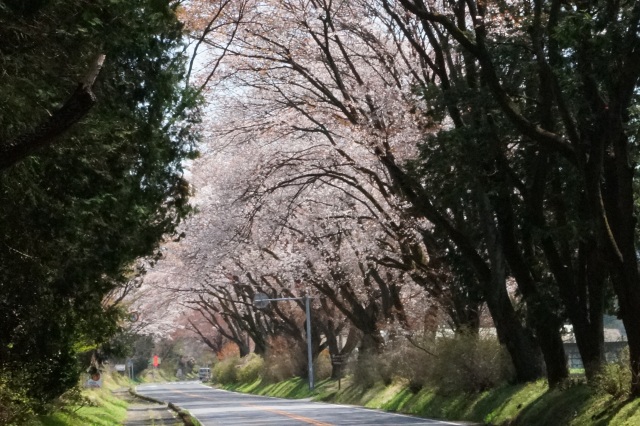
[135,382,466,426]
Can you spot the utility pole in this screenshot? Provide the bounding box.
[305,295,314,390]
[254,293,315,390]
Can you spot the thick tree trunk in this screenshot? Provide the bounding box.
[238,340,250,357]
[561,242,606,381]
[480,195,546,382]
[359,332,385,354]
[253,343,266,356]
[622,302,640,398]
[0,54,105,171]
[489,183,569,386]
[609,178,640,397]
[378,151,545,382]
[572,317,604,381]
[532,315,568,387]
[598,114,640,396]
[611,260,640,397]
[484,283,546,382]
[534,184,606,382]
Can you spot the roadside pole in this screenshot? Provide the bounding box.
[305,295,314,390]
[254,293,315,391]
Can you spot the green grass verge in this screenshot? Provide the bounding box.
[29,373,131,426]
[24,368,195,426]
[33,390,127,426]
[219,376,640,425]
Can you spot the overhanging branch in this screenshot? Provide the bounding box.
[0,53,106,171]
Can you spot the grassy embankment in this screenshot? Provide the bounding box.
[30,373,131,426]
[220,376,640,425]
[29,368,178,426]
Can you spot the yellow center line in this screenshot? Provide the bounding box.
[150,388,333,425]
[242,403,334,426]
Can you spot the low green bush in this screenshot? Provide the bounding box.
[428,332,514,394]
[212,356,239,384]
[592,348,630,398]
[237,354,264,383]
[0,370,34,425]
[351,351,394,387]
[389,337,436,392]
[363,332,513,395]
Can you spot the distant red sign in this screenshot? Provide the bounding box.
[153,355,159,367]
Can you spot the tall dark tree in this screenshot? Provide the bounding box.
[0,0,199,412]
[393,0,640,391]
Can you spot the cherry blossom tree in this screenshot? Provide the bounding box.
[135,0,639,391]
[180,0,549,383]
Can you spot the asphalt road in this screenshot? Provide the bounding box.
[135,382,466,426]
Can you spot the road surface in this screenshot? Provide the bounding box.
[135,382,466,425]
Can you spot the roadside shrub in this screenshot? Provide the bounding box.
[0,371,34,425]
[592,348,630,398]
[350,353,375,388]
[56,384,93,409]
[428,333,514,394]
[237,354,264,383]
[390,337,436,392]
[346,333,512,394]
[212,356,238,384]
[351,351,394,387]
[262,336,305,383]
[314,350,332,382]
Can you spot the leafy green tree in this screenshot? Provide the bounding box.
[0,0,199,412]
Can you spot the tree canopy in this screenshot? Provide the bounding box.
[0,0,199,415]
[135,0,640,398]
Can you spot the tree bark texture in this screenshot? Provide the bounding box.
[479,193,547,382]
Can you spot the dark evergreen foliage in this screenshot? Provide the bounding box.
[0,0,199,413]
